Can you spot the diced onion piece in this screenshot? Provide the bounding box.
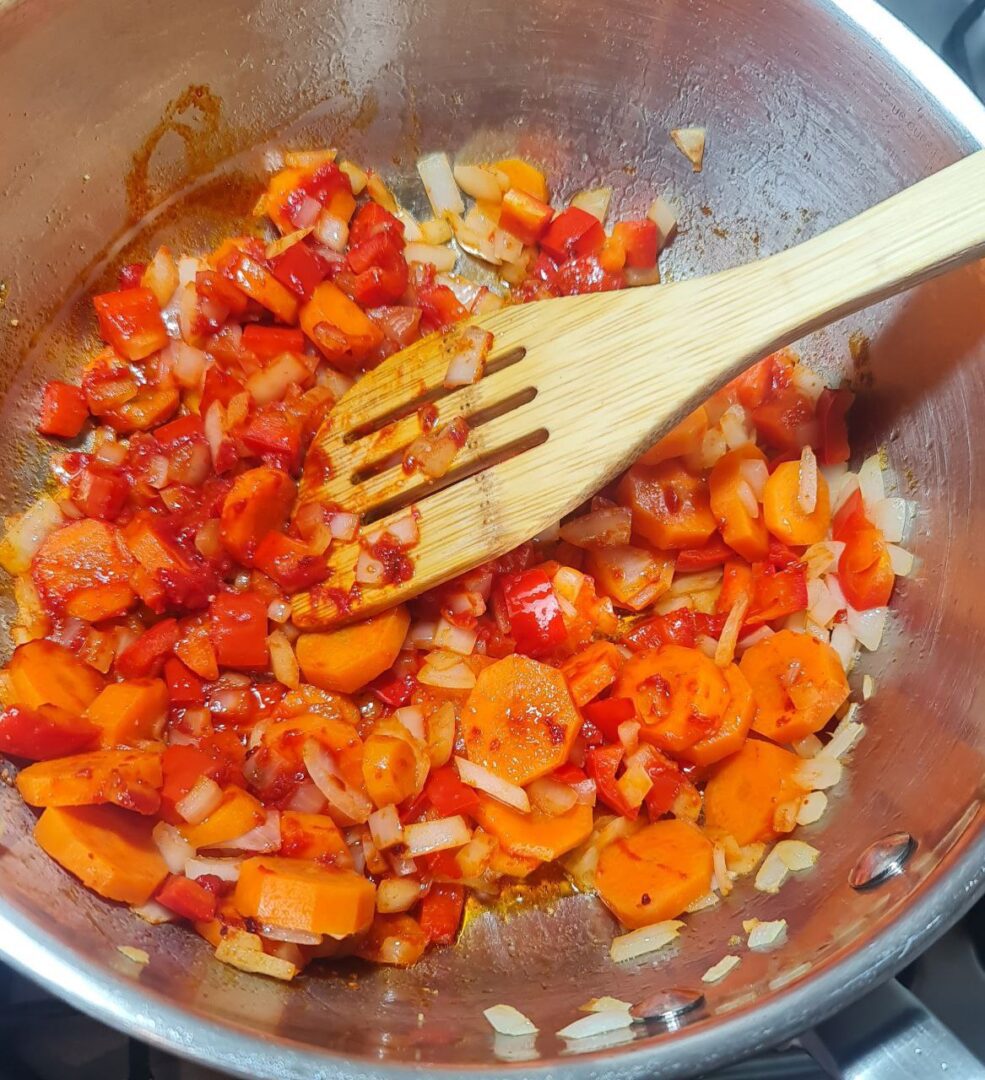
[831,470,861,514]
[775,839,820,871]
[702,955,741,983]
[456,830,497,877]
[569,186,613,224]
[858,453,886,510]
[267,629,300,690]
[807,577,842,628]
[610,920,683,963]
[862,674,875,700]
[797,755,843,791]
[418,658,476,690]
[313,212,349,252]
[870,497,907,544]
[453,164,503,203]
[798,445,818,515]
[366,172,398,213]
[713,843,733,897]
[553,566,586,603]
[117,945,150,965]
[647,196,678,244]
[403,815,471,857]
[803,540,845,579]
[720,405,752,450]
[738,458,769,500]
[433,617,478,656]
[405,242,457,272]
[558,1009,633,1040]
[625,266,661,287]
[389,706,423,742]
[829,622,857,671]
[455,755,529,812]
[796,791,829,825]
[669,568,723,596]
[420,217,454,244]
[887,544,914,577]
[376,876,423,914]
[418,152,465,216]
[153,822,194,872]
[724,840,766,877]
[185,856,242,882]
[339,160,367,194]
[527,776,579,817]
[820,713,866,761]
[580,996,632,1014]
[259,923,323,946]
[791,364,825,402]
[214,928,297,981]
[559,507,633,549]
[484,1005,538,1037]
[265,226,313,260]
[327,511,359,541]
[355,550,386,586]
[175,775,223,825]
[404,417,469,479]
[793,734,822,759]
[684,891,720,913]
[131,900,176,925]
[745,919,787,951]
[696,428,727,468]
[735,625,774,654]
[246,352,309,407]
[406,620,436,648]
[223,810,282,853]
[615,762,652,810]
[715,595,749,667]
[670,127,706,171]
[0,496,64,575]
[617,721,640,755]
[846,606,888,651]
[443,326,492,388]
[303,739,373,824]
[368,804,404,850]
[141,246,180,307]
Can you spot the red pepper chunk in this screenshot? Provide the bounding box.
[540,207,605,262]
[553,255,624,296]
[612,220,659,268]
[643,760,684,819]
[69,465,129,521]
[253,531,328,591]
[164,657,205,707]
[270,242,330,301]
[623,608,697,651]
[499,189,554,246]
[0,704,98,761]
[242,325,306,361]
[156,875,217,921]
[38,381,89,438]
[418,285,468,330]
[585,744,638,819]
[424,766,480,817]
[748,562,809,624]
[420,849,463,882]
[676,535,734,572]
[581,697,635,743]
[419,883,465,945]
[116,617,181,678]
[92,288,168,362]
[498,568,567,656]
[816,388,854,466]
[209,592,269,669]
[367,670,416,708]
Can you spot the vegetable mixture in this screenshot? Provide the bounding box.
[0,147,912,980]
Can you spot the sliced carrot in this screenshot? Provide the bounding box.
[34,804,168,905]
[299,282,384,369]
[462,654,582,785]
[295,606,410,694]
[103,385,179,434]
[32,519,135,622]
[560,640,624,706]
[678,664,755,766]
[740,628,849,743]
[7,639,105,713]
[585,544,674,612]
[763,460,831,545]
[356,912,429,966]
[494,157,549,202]
[487,843,541,879]
[614,644,730,754]
[638,407,708,467]
[708,445,770,561]
[263,167,308,233]
[279,811,349,864]
[262,713,365,792]
[85,678,168,748]
[17,748,163,815]
[702,738,808,845]
[595,819,713,928]
[219,466,296,567]
[616,460,716,550]
[180,786,266,849]
[234,855,376,936]
[362,733,419,807]
[473,796,592,861]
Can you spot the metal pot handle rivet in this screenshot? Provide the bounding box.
[849,832,916,890]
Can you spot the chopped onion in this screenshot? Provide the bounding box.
[796,791,829,825]
[738,458,769,500]
[404,242,457,272]
[314,212,349,252]
[746,919,787,950]
[715,595,749,667]
[426,701,456,768]
[406,620,437,648]
[171,341,207,388]
[821,709,866,760]
[418,657,476,690]
[175,775,223,825]
[284,780,325,814]
[453,164,503,202]
[484,1005,538,1037]
[803,540,845,579]
[617,720,640,755]
[403,815,471,856]
[670,127,706,171]
[223,810,281,853]
[246,352,308,406]
[392,705,425,741]
[797,755,843,791]
[870,497,907,543]
[793,733,822,759]
[117,945,150,965]
[754,847,791,894]
[355,550,386,586]
[790,364,825,402]
[553,566,586,603]
[713,843,733,896]
[141,245,179,306]
[888,544,914,576]
[846,605,888,651]
[569,186,612,224]
[328,511,359,541]
[267,598,292,624]
[559,507,632,549]
[404,417,469,479]
[720,405,752,449]
[265,226,313,260]
[580,997,633,1015]
[267,629,300,689]
[131,900,177,925]
[303,740,372,824]
[376,876,423,914]
[807,577,841,628]
[493,228,524,264]
[831,470,861,514]
[798,445,818,515]
[695,427,728,468]
[443,325,492,388]
[776,839,820,871]
[858,453,886,510]
[455,755,529,812]
[185,856,242,882]
[685,891,720,913]
[368,804,404,850]
[153,822,195,871]
[609,919,683,963]
[862,674,875,700]
[259,923,323,946]
[528,777,579,817]
[418,152,465,216]
[829,622,857,671]
[558,1009,633,1040]
[339,159,367,194]
[421,217,454,244]
[572,777,597,806]
[0,496,64,574]
[616,762,652,810]
[735,624,774,653]
[647,195,678,245]
[702,955,741,984]
[456,830,497,877]
[669,568,723,596]
[293,195,322,228]
[625,266,661,287]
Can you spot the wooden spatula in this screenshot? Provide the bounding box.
[292,150,985,629]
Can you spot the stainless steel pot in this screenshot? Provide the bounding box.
[1,0,985,1076]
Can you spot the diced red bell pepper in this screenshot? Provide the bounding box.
[581,697,635,743]
[585,744,638,819]
[69,464,129,521]
[540,207,605,262]
[552,762,588,785]
[643,759,684,819]
[154,414,206,449]
[612,220,659,268]
[253,530,328,591]
[833,489,866,541]
[735,353,794,410]
[554,255,624,296]
[420,849,463,882]
[750,386,816,452]
[116,617,181,678]
[196,269,250,319]
[498,568,567,657]
[0,704,98,760]
[767,536,804,570]
[242,408,303,474]
[499,188,554,246]
[285,162,352,228]
[164,656,205,707]
[424,766,480,817]
[156,875,217,921]
[343,257,410,308]
[367,669,417,708]
[270,242,330,301]
[748,562,808,623]
[419,883,465,945]
[92,288,168,362]
[118,262,148,290]
[839,526,894,610]
[418,285,468,330]
[349,202,405,247]
[38,381,89,438]
[816,388,854,466]
[694,611,727,638]
[623,607,697,651]
[209,592,269,669]
[200,366,244,416]
[242,324,306,361]
[676,535,734,572]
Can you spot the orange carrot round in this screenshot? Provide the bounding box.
[8,639,105,714]
[763,460,831,545]
[296,606,410,694]
[219,465,296,568]
[638,407,709,466]
[362,732,419,807]
[740,629,849,743]
[679,664,755,766]
[709,445,770,561]
[616,460,716,549]
[32,519,135,622]
[473,796,593,861]
[595,819,713,928]
[16,748,163,815]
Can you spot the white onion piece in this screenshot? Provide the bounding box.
[403,815,471,856]
[484,1005,538,1037]
[0,496,64,574]
[293,195,322,228]
[131,899,177,925]
[695,428,728,469]
[493,228,524,264]
[888,544,914,577]
[803,540,845,579]
[339,159,367,194]
[393,705,426,741]
[734,624,774,653]
[738,458,769,500]
[559,507,633,549]
[846,606,888,651]
[246,352,308,406]
[798,445,818,515]
[569,186,612,224]
[368,804,404,850]
[376,876,423,914]
[203,401,226,466]
[418,658,476,690]
[797,755,843,791]
[558,1009,633,1040]
[421,217,454,245]
[821,708,866,760]
[609,920,683,963]
[858,453,886,510]
[417,152,465,216]
[328,511,359,541]
[267,630,300,690]
[176,775,223,825]
[807,578,841,628]
[831,471,861,514]
[316,366,355,400]
[259,923,323,946]
[405,242,457,272]
[776,839,820,871]
[153,822,194,872]
[829,622,857,671]
[284,780,325,814]
[720,405,753,450]
[313,212,349,252]
[185,856,242,882]
[172,341,207,388]
[647,195,678,244]
[746,919,787,951]
[267,598,292,624]
[355,550,386,586]
[223,811,282,853]
[528,777,579,817]
[790,364,825,402]
[796,791,829,825]
[455,755,529,811]
[870,497,907,544]
[141,246,179,306]
[754,848,791,894]
[303,740,372,824]
[670,127,706,171]
[702,955,741,984]
[406,620,437,648]
[715,595,749,667]
[553,566,586,603]
[265,226,313,260]
[443,325,492,389]
[453,164,503,202]
[669,568,723,596]
[793,734,823,759]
